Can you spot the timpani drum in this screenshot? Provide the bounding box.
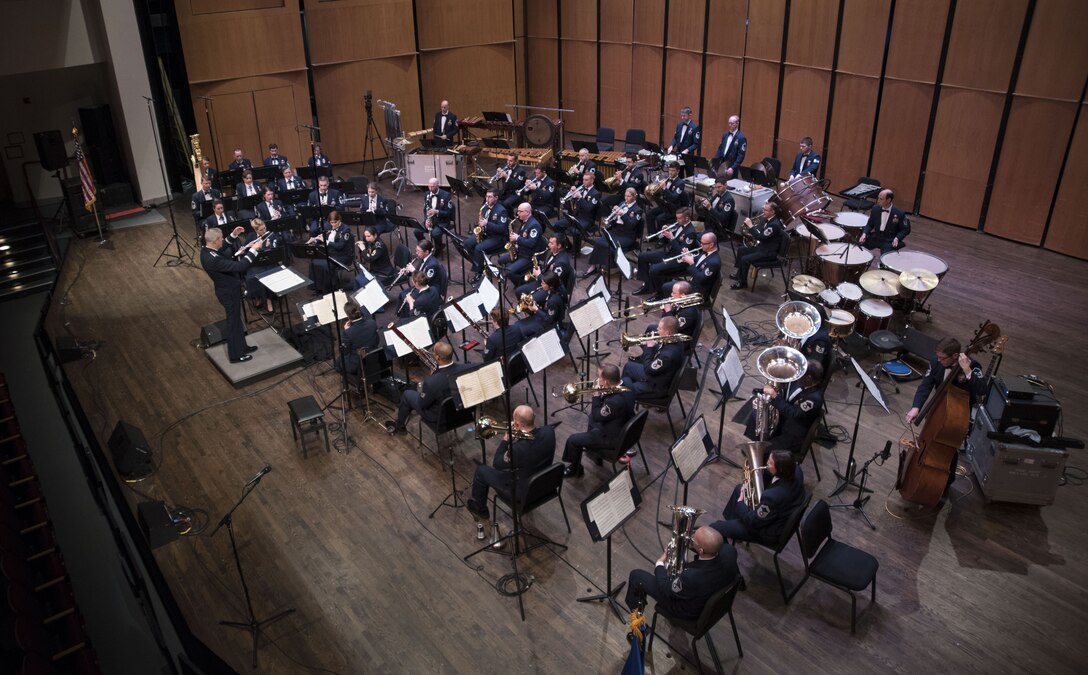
[880,251,948,304]
[816,243,873,286]
[833,211,869,242]
[836,282,863,314]
[795,222,846,257]
[826,309,856,339]
[773,174,833,224]
[857,298,893,336]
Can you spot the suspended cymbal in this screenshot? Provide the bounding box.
[790,274,826,295]
[859,269,901,297]
[899,268,940,292]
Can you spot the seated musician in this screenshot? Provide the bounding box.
[553,171,601,246]
[262,143,289,169]
[709,450,806,546]
[353,225,395,288]
[397,271,440,321]
[277,166,306,193]
[464,188,510,285]
[308,210,354,293]
[730,201,786,290]
[201,158,220,190]
[561,364,636,477]
[632,207,697,296]
[420,177,453,251]
[788,136,821,180]
[338,303,380,380]
[904,337,986,507]
[858,189,910,254]
[465,405,556,524]
[516,234,572,299]
[656,232,721,301]
[228,148,253,172]
[652,281,701,340]
[496,154,527,212]
[602,155,646,210]
[583,187,641,279]
[243,218,284,314]
[308,143,332,171]
[743,360,825,455]
[527,164,557,219]
[482,307,521,363]
[307,175,344,229]
[360,183,394,235]
[390,240,441,293]
[711,115,747,180]
[432,99,458,148]
[800,311,833,376]
[569,147,597,179]
[647,162,688,235]
[624,526,738,619]
[695,179,735,240]
[622,316,686,398]
[498,202,544,280]
[235,170,262,219]
[255,187,288,223]
[510,271,565,341]
[191,177,220,231]
[202,199,231,237]
[384,341,465,435]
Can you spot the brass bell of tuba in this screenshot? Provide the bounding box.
[775,300,822,348]
[752,345,808,440]
[737,441,770,509]
[664,505,705,592]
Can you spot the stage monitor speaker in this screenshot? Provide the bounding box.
[34,130,68,171]
[108,420,152,478]
[201,320,247,348]
[137,501,179,549]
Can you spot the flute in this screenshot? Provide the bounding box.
[234,231,271,257]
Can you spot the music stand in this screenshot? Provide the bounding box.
[256,263,309,335]
[577,467,642,620]
[443,292,488,353]
[571,140,600,154]
[830,357,888,498]
[670,416,715,504]
[380,315,434,382]
[296,165,332,187]
[558,294,613,414]
[251,165,280,183]
[520,327,564,418]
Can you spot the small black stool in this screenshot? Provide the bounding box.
[867,330,904,393]
[288,396,329,457]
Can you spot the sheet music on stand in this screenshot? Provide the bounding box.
[300,291,351,326]
[381,316,434,357]
[569,295,613,339]
[721,306,743,349]
[612,233,632,279]
[851,357,889,412]
[443,292,485,332]
[715,347,745,395]
[671,416,714,483]
[522,328,564,373]
[257,265,309,296]
[587,275,612,303]
[453,361,506,408]
[475,277,500,313]
[581,469,641,541]
[351,279,390,315]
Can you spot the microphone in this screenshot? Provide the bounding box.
[301,124,320,130]
[142,95,155,102]
[245,464,272,485]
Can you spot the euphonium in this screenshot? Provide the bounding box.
[476,416,534,441]
[619,331,692,352]
[753,345,807,440]
[737,442,769,509]
[612,293,703,318]
[664,505,705,592]
[554,380,631,403]
[775,300,822,348]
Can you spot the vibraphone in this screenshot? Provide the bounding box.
[475,147,553,165]
[557,149,627,178]
[458,116,522,143]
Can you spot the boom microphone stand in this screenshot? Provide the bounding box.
[146,95,195,268]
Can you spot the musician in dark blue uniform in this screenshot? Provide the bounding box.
[482,307,522,363]
[731,201,786,289]
[711,115,747,180]
[516,234,572,300]
[667,106,701,158]
[255,187,288,223]
[658,281,701,339]
[527,164,557,219]
[695,179,736,239]
[602,155,646,210]
[359,183,394,235]
[788,137,821,179]
[262,143,289,169]
[495,154,527,212]
[633,208,697,296]
[624,526,739,620]
[464,189,510,284]
[858,189,910,254]
[308,143,332,171]
[647,162,688,235]
[202,200,231,238]
[499,203,544,280]
[510,271,564,341]
[568,147,597,180]
[466,405,556,521]
[227,148,253,172]
[561,364,635,477]
[200,226,264,363]
[553,171,600,245]
[277,166,307,193]
[432,100,458,148]
[421,177,453,250]
[235,170,262,220]
[583,187,641,278]
[191,177,220,231]
[622,316,686,398]
[338,303,380,380]
[385,342,464,434]
[396,271,440,320]
[657,232,721,301]
[743,361,825,456]
[353,226,395,288]
[242,218,284,314]
[710,450,807,546]
[307,175,344,236]
[309,210,354,293]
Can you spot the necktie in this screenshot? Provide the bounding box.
[218,215,225,225]
[321,192,327,204]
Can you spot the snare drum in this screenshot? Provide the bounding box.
[826,309,856,339]
[836,282,863,314]
[880,250,949,304]
[833,211,869,242]
[662,153,683,166]
[816,243,874,286]
[857,298,893,336]
[795,223,846,257]
[818,288,841,309]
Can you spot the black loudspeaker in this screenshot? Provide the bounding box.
[200,319,247,348]
[34,130,68,171]
[78,104,127,185]
[137,501,179,549]
[54,336,84,364]
[108,420,152,478]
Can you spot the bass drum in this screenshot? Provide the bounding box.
[773,174,833,225]
[523,114,556,148]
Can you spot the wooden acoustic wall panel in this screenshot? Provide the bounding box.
[825,73,879,194]
[312,56,421,163]
[306,0,415,64]
[599,43,633,137]
[667,0,706,52]
[526,38,559,110]
[785,0,838,68]
[561,0,596,42]
[869,79,934,206]
[985,98,1077,244]
[941,0,1026,92]
[421,46,517,125]
[630,44,662,142]
[778,66,831,163]
[701,55,743,151]
[1046,103,1088,259]
[526,0,558,37]
[191,0,282,12]
[174,0,305,83]
[837,0,891,76]
[1017,0,1088,101]
[195,92,263,170]
[633,0,665,46]
[919,88,1004,227]
[561,41,598,134]
[600,0,634,43]
[417,0,513,49]
[706,0,750,58]
[884,0,949,83]
[739,59,780,162]
[745,0,785,62]
[253,86,303,163]
[664,50,704,149]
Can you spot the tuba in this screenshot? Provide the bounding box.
[476,416,534,441]
[737,441,769,509]
[753,345,808,440]
[664,505,705,592]
[775,300,822,349]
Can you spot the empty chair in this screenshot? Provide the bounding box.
[623,128,647,152]
[595,127,615,152]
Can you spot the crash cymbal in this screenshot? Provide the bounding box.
[859,269,901,297]
[899,268,939,292]
[790,274,826,295]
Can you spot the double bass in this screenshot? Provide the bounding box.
[897,322,1001,506]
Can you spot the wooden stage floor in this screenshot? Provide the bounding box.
[45,193,1088,674]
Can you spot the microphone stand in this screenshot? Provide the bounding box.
[213,468,294,669]
[830,441,889,530]
[147,96,195,268]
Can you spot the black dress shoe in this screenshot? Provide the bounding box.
[229,354,253,364]
[580,267,597,279]
[246,345,258,353]
[730,281,747,290]
[563,463,584,478]
[728,271,739,280]
[466,498,489,518]
[633,284,652,295]
[384,421,406,435]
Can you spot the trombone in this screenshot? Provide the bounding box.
[476,416,534,440]
[619,331,692,351]
[612,293,703,318]
[552,380,631,403]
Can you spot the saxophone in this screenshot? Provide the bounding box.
[664,505,705,592]
[475,203,487,238]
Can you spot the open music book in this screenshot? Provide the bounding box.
[521,328,564,373]
[569,295,613,339]
[671,416,712,484]
[585,469,637,540]
[454,361,506,408]
[300,290,350,326]
[444,293,486,333]
[587,274,612,303]
[352,279,390,315]
[382,316,433,357]
[257,265,309,296]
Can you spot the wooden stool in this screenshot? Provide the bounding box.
[288,396,329,457]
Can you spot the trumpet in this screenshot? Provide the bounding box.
[646,221,680,240]
[553,380,631,403]
[661,248,695,264]
[489,166,508,184]
[604,201,631,226]
[517,179,538,196]
[476,416,534,441]
[612,293,703,318]
[386,321,438,371]
[560,184,585,206]
[619,331,692,351]
[567,162,583,177]
[523,251,545,282]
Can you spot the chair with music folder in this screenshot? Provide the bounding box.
[646,578,744,671]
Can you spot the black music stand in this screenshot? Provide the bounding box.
[707,307,745,469]
[219,168,242,194]
[669,416,715,504]
[297,165,332,188]
[251,165,280,183]
[446,175,477,287]
[831,357,888,497]
[577,467,642,621]
[277,187,310,206]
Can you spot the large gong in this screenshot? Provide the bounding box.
[523,114,555,148]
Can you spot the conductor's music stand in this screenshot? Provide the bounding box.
[577,467,642,620]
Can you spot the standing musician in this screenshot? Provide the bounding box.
[622,316,685,398]
[482,307,520,363]
[243,218,283,314]
[396,271,440,320]
[235,169,262,220]
[583,187,641,279]
[352,225,395,288]
[655,281,701,339]
[308,143,332,170]
[384,342,465,435]
[262,143,289,169]
[338,303,380,380]
[516,234,572,300]
[200,226,264,364]
[227,148,253,172]
[647,162,688,235]
[858,189,910,255]
[730,201,786,290]
[463,188,509,285]
[788,136,821,179]
[666,106,702,160]
[624,527,738,620]
[568,147,597,180]
[496,154,528,212]
[526,164,557,218]
[905,337,986,506]
[498,202,544,280]
[360,183,394,235]
[277,166,306,193]
[191,177,220,231]
[711,115,747,180]
[465,405,556,523]
[602,155,646,210]
[709,450,806,546]
[561,364,635,477]
[432,100,458,148]
[510,271,565,341]
[656,232,721,301]
[255,187,287,223]
[553,171,601,245]
[421,177,453,250]
[308,209,354,293]
[743,360,825,455]
[632,207,697,296]
[696,179,736,239]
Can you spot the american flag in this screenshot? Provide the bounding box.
[72,127,96,212]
